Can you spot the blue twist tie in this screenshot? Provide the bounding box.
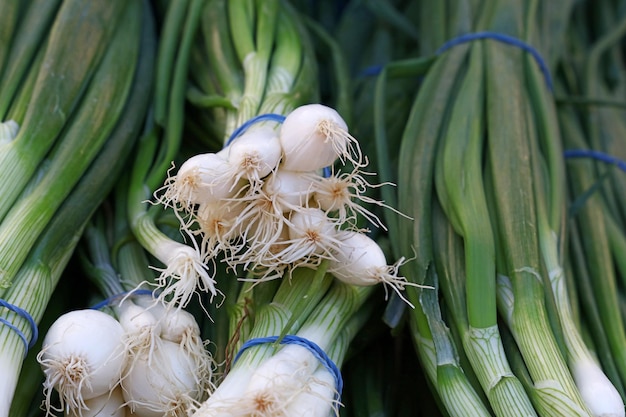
[0,299,38,355]
[90,289,156,310]
[564,149,626,173]
[234,335,343,408]
[436,31,553,91]
[225,113,286,146]
[359,64,384,77]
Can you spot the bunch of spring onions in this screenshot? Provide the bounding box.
[158,103,413,301]
[132,4,417,415]
[188,266,374,417]
[0,0,155,415]
[175,99,413,415]
[557,0,626,409]
[28,0,415,416]
[35,14,413,417]
[373,0,626,416]
[35,203,215,417]
[13,0,626,415]
[124,0,329,313]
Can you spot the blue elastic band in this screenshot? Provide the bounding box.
[90,289,156,310]
[564,149,626,173]
[234,335,343,406]
[226,113,286,146]
[436,31,553,91]
[0,299,38,354]
[359,65,384,77]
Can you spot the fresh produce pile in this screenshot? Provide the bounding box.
[2,0,626,416]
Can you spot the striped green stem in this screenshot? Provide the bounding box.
[0,0,141,291]
[229,0,279,129]
[563,120,626,395]
[485,40,592,416]
[389,44,492,415]
[0,0,62,119]
[0,7,154,409]
[434,41,535,417]
[0,0,129,223]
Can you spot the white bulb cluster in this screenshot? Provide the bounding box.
[37,298,214,417]
[157,103,414,301]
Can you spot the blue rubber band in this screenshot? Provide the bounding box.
[564,149,626,173]
[359,64,384,77]
[436,31,553,91]
[0,299,38,354]
[234,334,344,407]
[225,113,286,147]
[90,289,156,310]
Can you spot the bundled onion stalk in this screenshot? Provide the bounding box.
[556,0,626,410]
[35,203,215,417]
[0,0,155,415]
[374,0,625,416]
[127,0,323,312]
[123,2,417,416]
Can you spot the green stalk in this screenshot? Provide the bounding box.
[0,0,129,222]
[525,40,625,411]
[153,0,190,127]
[0,1,141,292]
[605,212,626,292]
[433,41,535,417]
[128,0,205,290]
[300,13,353,122]
[431,200,494,414]
[193,0,317,144]
[81,215,126,301]
[563,117,626,393]
[0,1,21,77]
[267,1,320,110]
[559,108,624,396]
[436,41,493,329]
[145,0,205,193]
[200,0,243,97]
[583,13,626,230]
[224,267,334,373]
[198,0,244,140]
[256,7,304,117]
[379,41,494,415]
[423,259,493,417]
[0,4,154,409]
[417,0,448,56]
[388,42,492,415]
[373,54,435,240]
[0,0,62,119]
[111,180,158,293]
[3,49,43,126]
[485,41,591,416]
[228,0,279,128]
[292,282,371,353]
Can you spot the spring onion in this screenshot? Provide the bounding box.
[279,103,362,171]
[37,309,126,415]
[0,0,154,413]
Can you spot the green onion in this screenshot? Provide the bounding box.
[375,42,494,416]
[0,0,155,411]
[0,0,130,226]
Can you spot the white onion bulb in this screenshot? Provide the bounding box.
[279,104,361,172]
[38,309,125,415]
